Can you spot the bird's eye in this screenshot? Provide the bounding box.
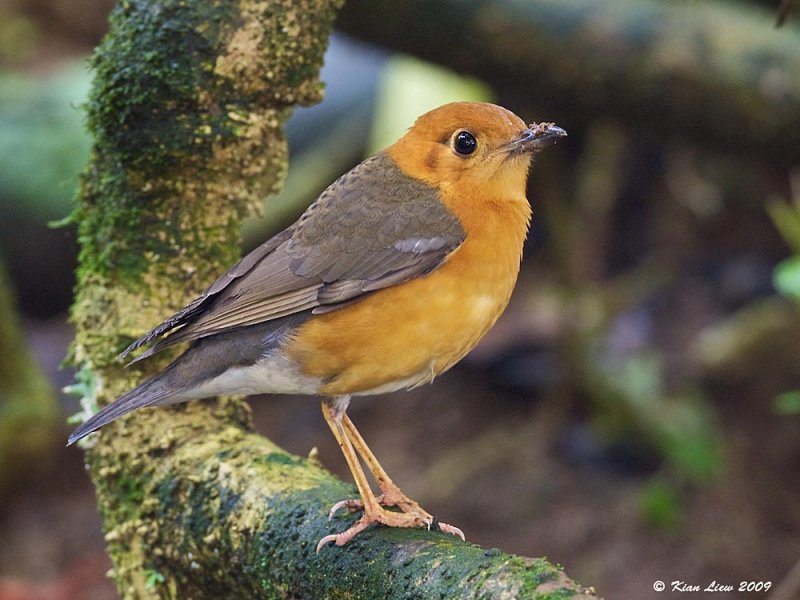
[452,130,477,157]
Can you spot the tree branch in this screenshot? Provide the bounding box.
[337,0,800,164]
[71,0,597,597]
[97,419,596,597]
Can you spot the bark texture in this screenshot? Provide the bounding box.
[71,0,597,597]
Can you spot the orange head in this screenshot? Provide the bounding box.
[387,102,566,200]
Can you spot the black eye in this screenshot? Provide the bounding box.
[453,130,477,156]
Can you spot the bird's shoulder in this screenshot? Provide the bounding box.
[286,151,465,282]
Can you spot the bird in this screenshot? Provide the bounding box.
[68,101,566,551]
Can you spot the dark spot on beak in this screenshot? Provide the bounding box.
[507,123,567,155]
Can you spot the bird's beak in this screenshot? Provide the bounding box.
[506,123,567,154]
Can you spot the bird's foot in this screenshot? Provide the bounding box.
[316,503,465,551]
[327,490,423,519]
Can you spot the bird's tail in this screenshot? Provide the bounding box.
[67,369,180,446]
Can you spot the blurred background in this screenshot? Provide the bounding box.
[1,0,799,598]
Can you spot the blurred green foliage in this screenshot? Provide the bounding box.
[592,350,723,482]
[767,172,800,413]
[0,60,91,222]
[550,122,726,528]
[0,257,58,493]
[367,55,491,154]
[769,177,800,303]
[774,390,800,415]
[773,256,800,300]
[640,476,683,530]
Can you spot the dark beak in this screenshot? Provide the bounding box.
[508,123,567,154]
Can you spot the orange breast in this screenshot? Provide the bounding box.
[285,188,531,397]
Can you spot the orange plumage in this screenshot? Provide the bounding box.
[68,102,566,549]
[289,103,535,395]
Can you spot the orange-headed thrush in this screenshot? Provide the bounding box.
[68,102,566,550]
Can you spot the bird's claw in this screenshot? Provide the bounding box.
[316,518,372,552]
[328,498,364,519]
[316,501,465,552]
[315,534,337,553]
[437,521,466,541]
[331,490,432,516]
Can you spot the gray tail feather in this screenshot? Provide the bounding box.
[67,372,177,445]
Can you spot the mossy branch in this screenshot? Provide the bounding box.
[92,411,596,598]
[71,0,597,597]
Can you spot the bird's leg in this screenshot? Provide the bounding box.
[317,396,465,551]
[340,412,425,513]
[319,395,431,549]
[339,411,465,541]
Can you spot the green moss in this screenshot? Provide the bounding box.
[114,472,147,519]
[143,568,165,591]
[85,1,238,173]
[254,451,305,467]
[533,590,582,600]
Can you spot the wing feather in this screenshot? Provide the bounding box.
[121,152,465,361]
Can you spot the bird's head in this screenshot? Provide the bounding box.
[388,102,566,199]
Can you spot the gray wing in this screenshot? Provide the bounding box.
[121,152,465,362]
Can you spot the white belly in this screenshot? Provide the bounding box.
[177,351,323,400]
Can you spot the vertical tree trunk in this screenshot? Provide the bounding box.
[71,1,343,595]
